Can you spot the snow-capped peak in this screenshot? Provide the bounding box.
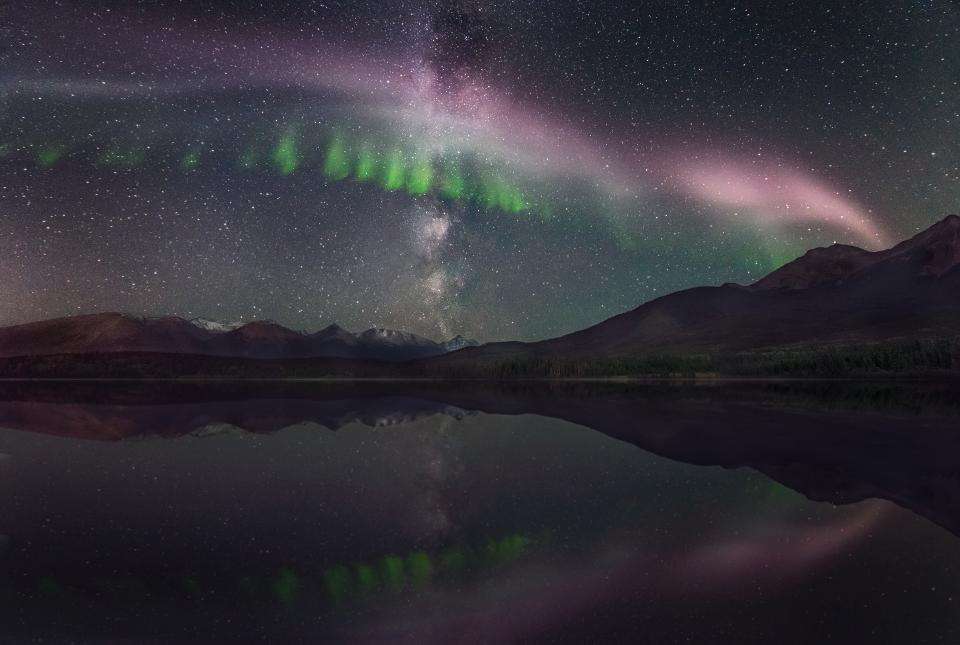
[359,327,435,347]
[190,317,245,333]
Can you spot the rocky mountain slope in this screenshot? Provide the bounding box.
[438,214,960,363]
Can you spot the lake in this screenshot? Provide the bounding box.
[0,380,958,643]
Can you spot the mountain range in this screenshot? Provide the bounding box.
[0,315,478,362]
[0,214,957,376]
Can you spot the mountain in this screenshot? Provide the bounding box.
[0,313,213,358]
[2,216,957,376]
[0,314,475,362]
[441,335,481,353]
[356,328,441,360]
[201,321,313,359]
[190,318,244,333]
[747,244,878,291]
[751,214,960,290]
[437,214,960,364]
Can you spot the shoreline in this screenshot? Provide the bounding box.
[0,374,957,383]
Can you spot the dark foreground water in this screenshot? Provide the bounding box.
[1,381,959,643]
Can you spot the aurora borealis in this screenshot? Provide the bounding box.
[1,1,958,341]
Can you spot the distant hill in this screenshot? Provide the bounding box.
[432,214,960,370]
[0,314,478,363]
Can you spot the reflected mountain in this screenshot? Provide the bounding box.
[1,380,959,538]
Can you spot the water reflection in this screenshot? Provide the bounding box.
[0,381,958,642]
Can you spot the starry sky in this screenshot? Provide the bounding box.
[1,0,958,342]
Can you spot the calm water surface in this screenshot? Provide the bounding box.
[0,381,958,643]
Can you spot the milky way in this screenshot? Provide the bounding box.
[1,1,958,341]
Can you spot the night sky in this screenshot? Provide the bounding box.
[1,1,958,342]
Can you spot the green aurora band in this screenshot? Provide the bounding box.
[3,125,810,271]
[9,125,541,217]
[315,132,534,214]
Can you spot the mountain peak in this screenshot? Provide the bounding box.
[750,243,877,291]
[190,317,244,333]
[312,323,356,343]
[751,214,960,290]
[230,320,304,340]
[442,335,480,352]
[896,214,959,245]
[889,214,960,277]
[359,327,435,347]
